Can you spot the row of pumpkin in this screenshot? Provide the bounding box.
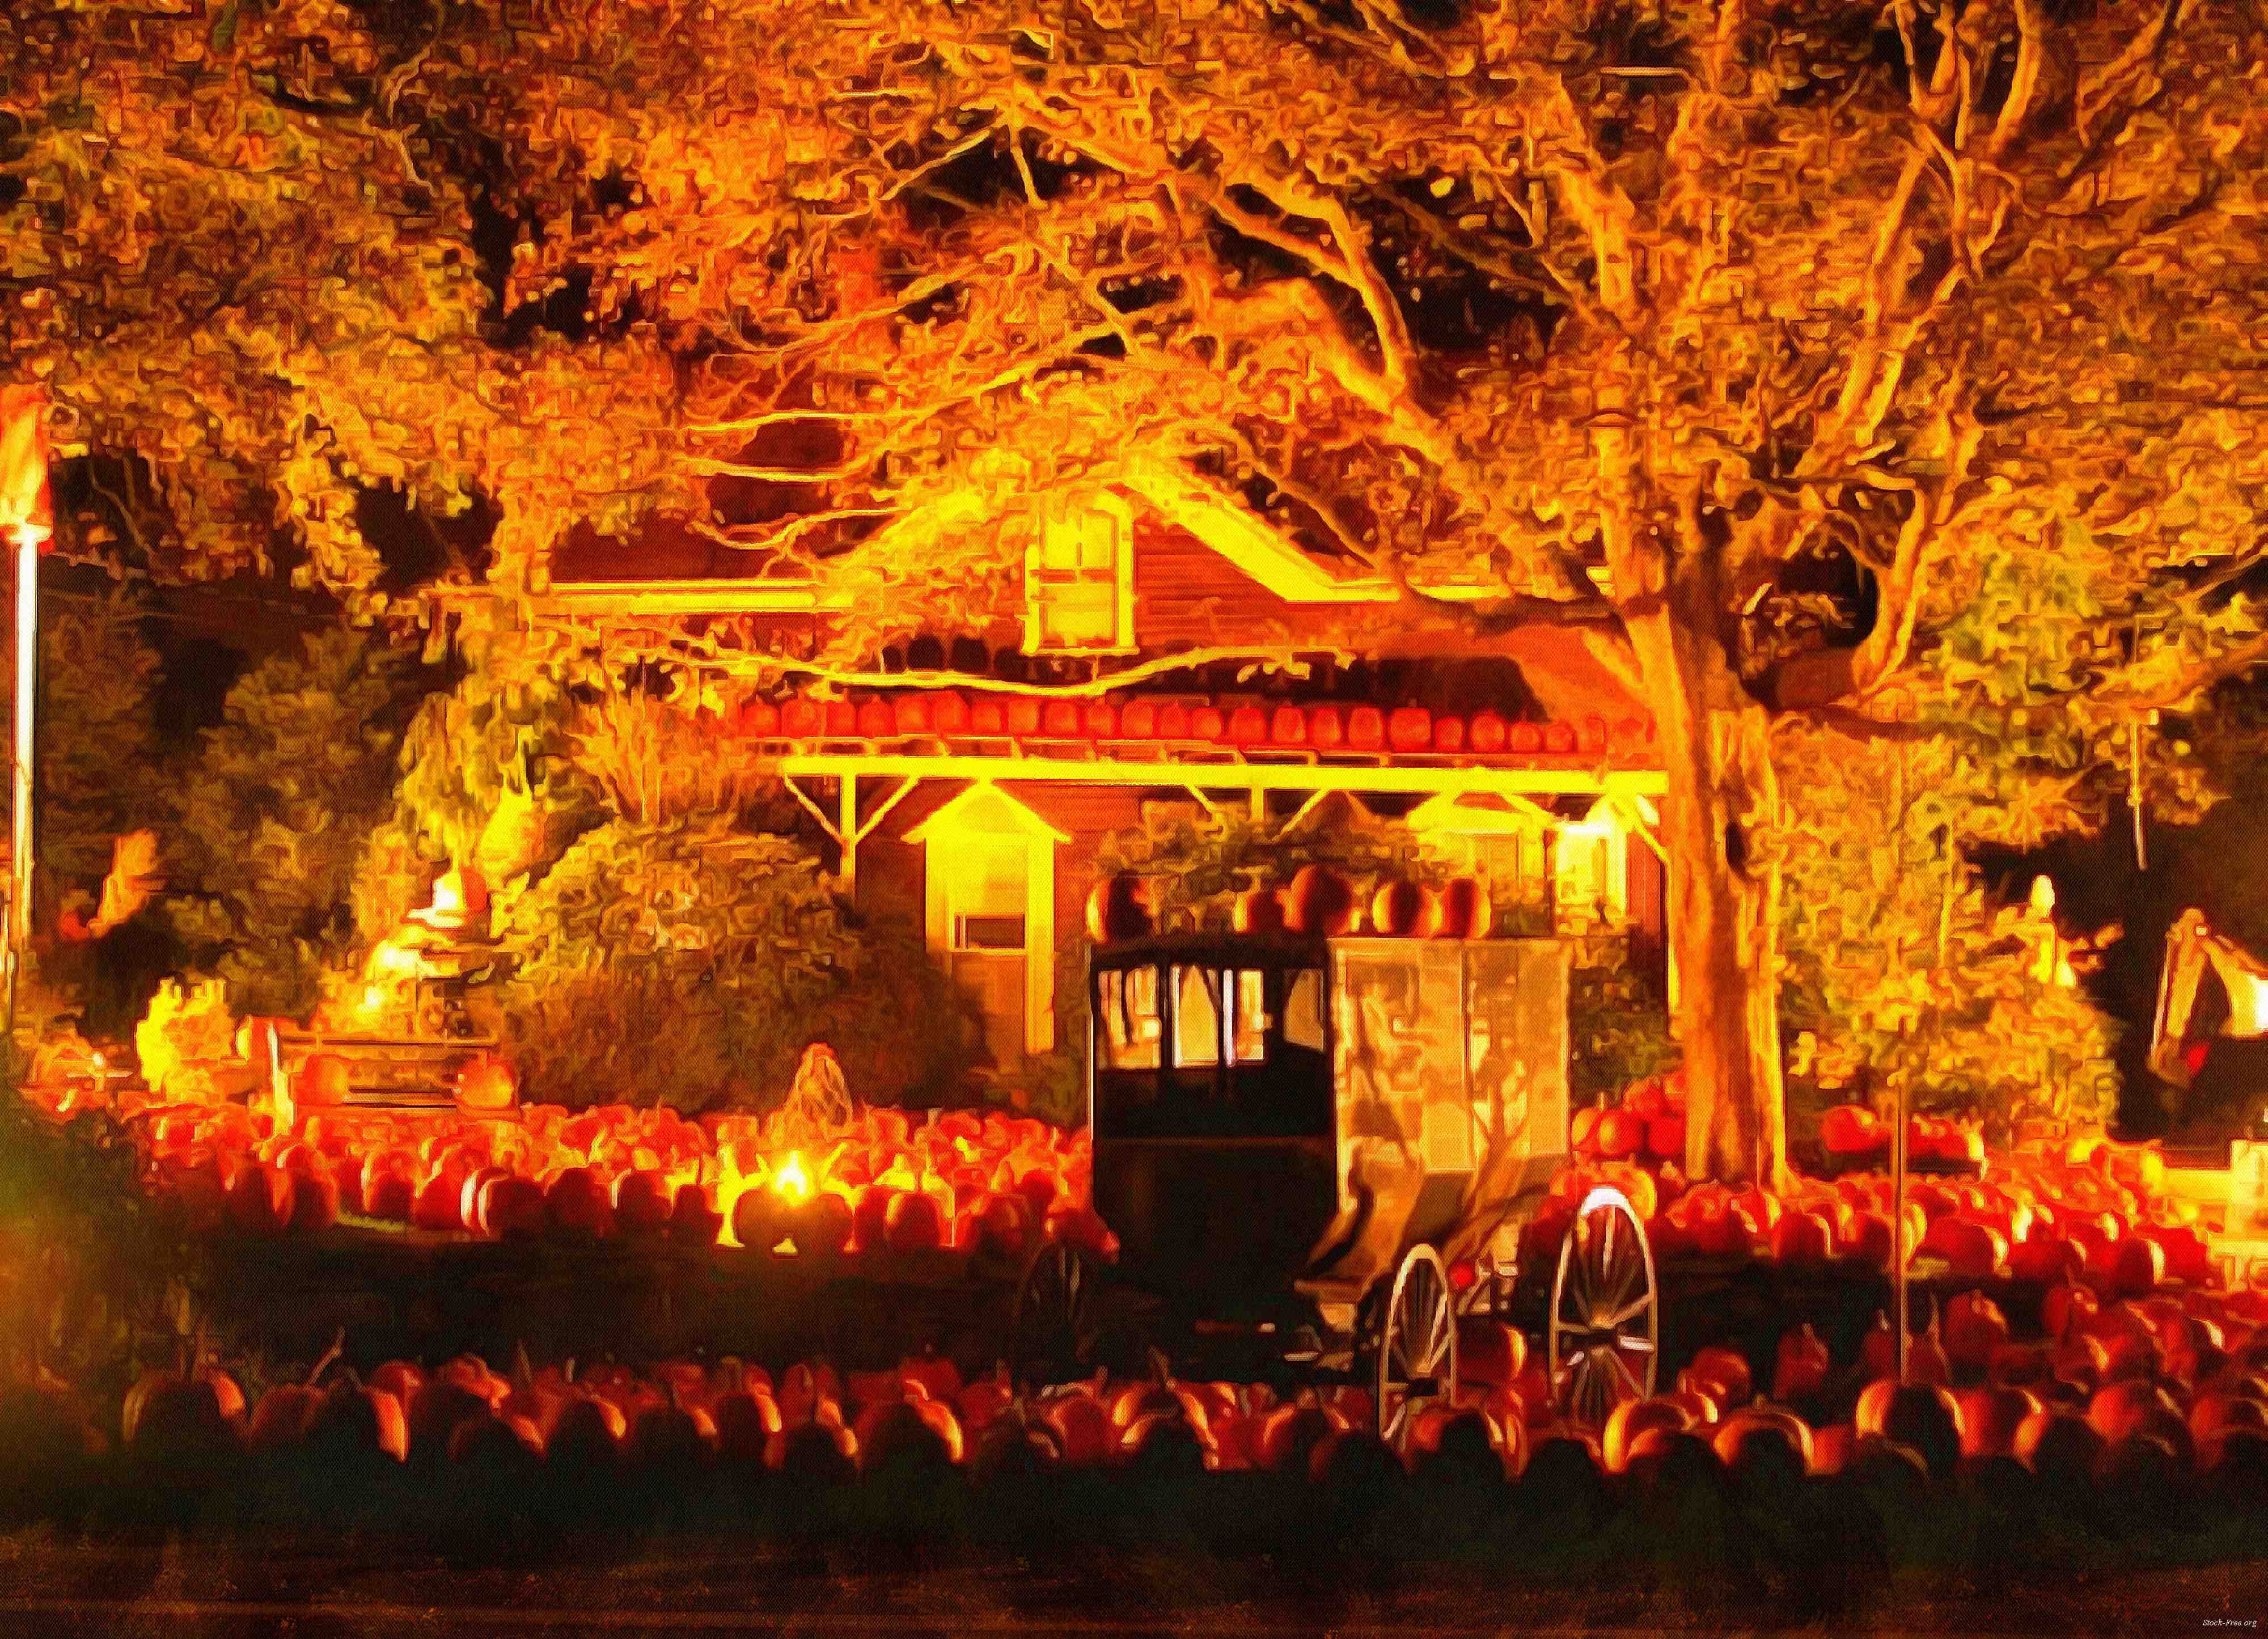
[106,1272,2268,1498]
[719,692,1651,759]
[1575,1082,1992,1171]
[104,1092,1116,1260]
[1084,863,1496,943]
[1529,1136,2208,1292]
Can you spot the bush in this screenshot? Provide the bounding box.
[489,817,970,1113]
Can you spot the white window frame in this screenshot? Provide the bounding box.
[1025,491,1136,655]
[906,783,1068,1056]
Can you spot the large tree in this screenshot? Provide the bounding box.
[9,0,2267,1179]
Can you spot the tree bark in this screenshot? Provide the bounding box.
[1597,442,1789,1188]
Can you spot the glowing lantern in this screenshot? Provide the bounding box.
[773,1151,813,1203]
[409,866,488,933]
[455,1054,518,1113]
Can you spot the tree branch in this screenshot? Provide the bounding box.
[1370,189,1567,307]
[722,645,1350,699]
[2092,629,2268,714]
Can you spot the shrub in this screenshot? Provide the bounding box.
[489,817,969,1113]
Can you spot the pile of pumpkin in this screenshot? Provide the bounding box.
[103,1090,1107,1262]
[1556,1274,2268,1494]
[1531,1129,2202,1287]
[1570,1069,1691,1167]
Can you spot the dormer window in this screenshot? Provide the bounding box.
[1026,493,1133,653]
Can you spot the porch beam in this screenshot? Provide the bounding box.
[773,751,1665,800]
[849,776,921,846]
[780,775,843,842]
[1280,787,1336,835]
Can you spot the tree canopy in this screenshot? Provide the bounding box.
[8,0,2267,1173]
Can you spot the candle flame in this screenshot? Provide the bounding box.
[773,1151,811,1202]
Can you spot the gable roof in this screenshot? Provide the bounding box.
[903,782,1072,845]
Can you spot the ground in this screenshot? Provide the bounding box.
[0,1538,2262,1637]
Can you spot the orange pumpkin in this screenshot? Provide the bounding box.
[1429,876,1492,939]
[1283,865,1358,936]
[1233,886,1287,935]
[1819,1103,1886,1155]
[1085,873,1153,943]
[1369,880,1431,937]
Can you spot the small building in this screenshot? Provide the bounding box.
[491,472,1670,1077]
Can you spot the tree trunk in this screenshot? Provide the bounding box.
[1597,453,1789,1187]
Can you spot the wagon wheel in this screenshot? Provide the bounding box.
[1365,1245,1458,1453]
[1011,1240,1100,1385]
[1547,1185,1658,1429]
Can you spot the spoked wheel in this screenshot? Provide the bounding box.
[1547,1185,1659,1428]
[1366,1245,1458,1453]
[1012,1240,1100,1385]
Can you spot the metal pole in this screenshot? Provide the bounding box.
[1892,1071,1910,1380]
[6,527,34,1028]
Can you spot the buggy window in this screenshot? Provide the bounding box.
[1232,970,1268,1064]
[1096,965,1161,1070]
[1172,965,1221,1067]
[1283,969,1326,1052]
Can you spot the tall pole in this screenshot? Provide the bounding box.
[7,527,33,1025]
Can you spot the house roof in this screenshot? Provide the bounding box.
[464,456,1651,726]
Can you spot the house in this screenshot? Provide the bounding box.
[469,466,1670,1076]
